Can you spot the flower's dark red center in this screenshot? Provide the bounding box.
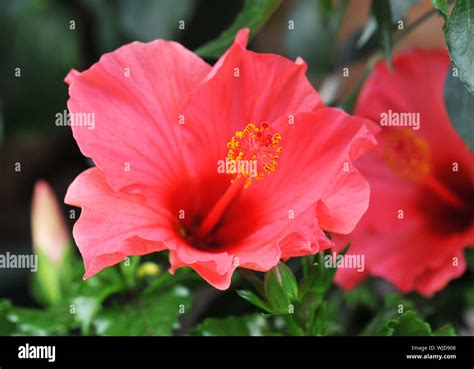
[170,122,283,250]
[384,128,474,235]
[418,164,474,235]
[194,122,282,241]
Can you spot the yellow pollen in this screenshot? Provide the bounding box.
[382,128,467,211]
[226,121,283,188]
[383,129,431,181]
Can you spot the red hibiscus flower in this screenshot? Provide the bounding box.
[65,29,375,289]
[334,50,474,296]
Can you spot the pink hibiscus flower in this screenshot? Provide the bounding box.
[334,50,474,296]
[65,28,376,289]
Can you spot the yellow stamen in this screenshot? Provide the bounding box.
[195,122,283,239]
[226,121,283,188]
[383,128,465,210]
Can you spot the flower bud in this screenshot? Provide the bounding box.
[31,180,70,264]
[31,180,72,306]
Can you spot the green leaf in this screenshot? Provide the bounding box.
[0,300,15,335]
[192,314,269,336]
[320,0,335,14]
[67,266,126,335]
[373,0,394,67]
[32,246,75,307]
[299,244,350,299]
[432,0,450,19]
[236,290,274,313]
[343,282,378,310]
[446,0,474,94]
[93,286,191,336]
[264,263,298,313]
[358,0,418,50]
[362,295,456,336]
[7,306,77,336]
[444,65,474,150]
[195,0,282,59]
[361,294,415,335]
[119,256,141,288]
[386,311,432,336]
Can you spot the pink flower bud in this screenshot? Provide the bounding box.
[31,180,70,264]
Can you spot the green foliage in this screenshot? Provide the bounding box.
[0,300,16,335]
[446,0,474,94]
[385,312,455,336]
[361,294,457,336]
[432,0,450,19]
[343,283,378,310]
[1,250,195,336]
[362,294,414,335]
[385,311,432,336]
[359,0,418,62]
[192,314,270,336]
[94,286,191,336]
[236,290,273,313]
[264,263,298,314]
[7,306,78,336]
[32,246,75,307]
[119,256,141,288]
[444,64,474,150]
[297,247,348,336]
[236,246,351,336]
[195,0,282,58]
[372,0,394,66]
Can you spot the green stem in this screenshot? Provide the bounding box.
[302,254,315,278]
[284,315,305,336]
[237,269,265,298]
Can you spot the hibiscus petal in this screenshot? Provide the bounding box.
[356,49,472,168]
[210,108,375,264]
[232,109,376,232]
[169,224,282,290]
[334,147,474,295]
[335,212,471,296]
[65,168,173,278]
[169,246,235,290]
[179,28,324,172]
[65,40,211,191]
[278,204,334,259]
[334,50,474,295]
